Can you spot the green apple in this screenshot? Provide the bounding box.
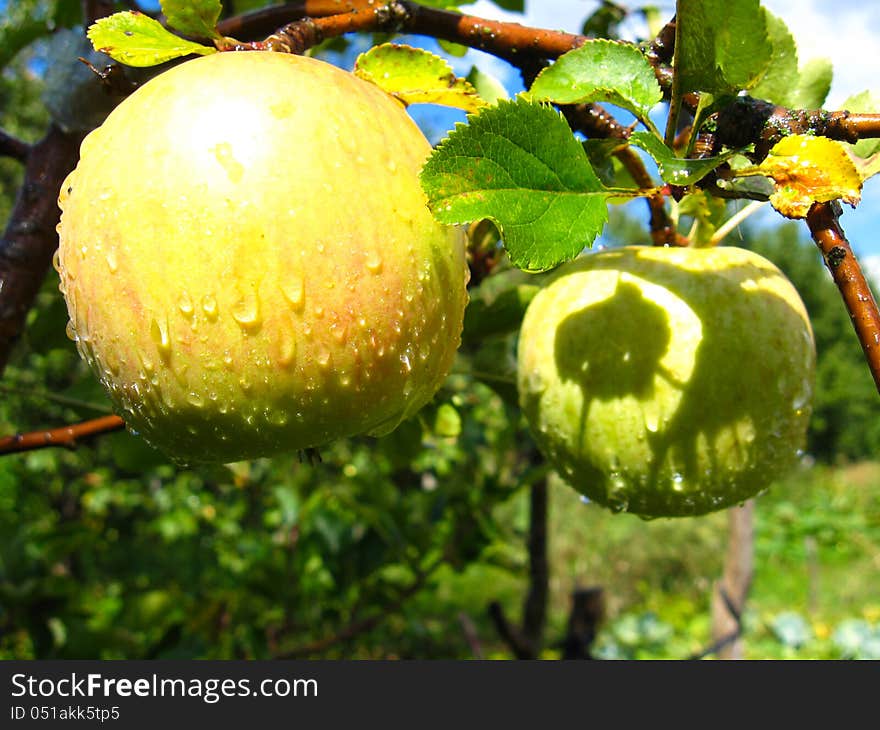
[55,51,468,463]
[517,245,815,517]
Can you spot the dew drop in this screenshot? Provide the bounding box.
[232,290,262,332]
[187,391,204,408]
[150,317,172,361]
[280,278,305,310]
[366,251,383,274]
[65,320,78,342]
[201,294,218,320]
[330,323,347,344]
[105,249,118,273]
[644,403,661,433]
[178,292,194,316]
[317,349,332,369]
[671,473,685,492]
[278,328,296,367]
[267,409,289,427]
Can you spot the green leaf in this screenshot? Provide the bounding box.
[842,91,880,158]
[432,404,462,439]
[490,0,524,10]
[466,65,509,105]
[581,1,627,38]
[628,131,740,186]
[750,11,798,106]
[421,98,611,272]
[789,57,833,110]
[87,11,216,67]
[438,38,469,57]
[676,0,772,96]
[529,40,661,127]
[582,139,638,190]
[354,43,486,111]
[161,0,222,40]
[675,191,728,246]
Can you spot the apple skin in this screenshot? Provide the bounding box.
[517,245,816,518]
[55,51,468,463]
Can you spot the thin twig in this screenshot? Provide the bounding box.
[807,202,880,393]
[0,414,125,454]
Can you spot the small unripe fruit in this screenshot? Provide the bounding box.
[517,245,815,517]
[56,51,468,463]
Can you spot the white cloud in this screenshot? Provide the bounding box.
[761,0,880,108]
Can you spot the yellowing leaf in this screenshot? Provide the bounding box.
[354,43,486,112]
[87,11,215,67]
[852,152,880,183]
[755,135,862,218]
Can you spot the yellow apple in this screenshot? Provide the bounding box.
[517,245,815,517]
[56,51,468,463]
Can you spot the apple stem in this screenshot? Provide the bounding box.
[807,202,880,394]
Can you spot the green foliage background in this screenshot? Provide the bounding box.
[0,0,878,660]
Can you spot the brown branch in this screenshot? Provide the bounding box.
[710,501,754,659]
[0,124,84,375]
[560,587,604,659]
[229,1,584,62]
[487,601,534,659]
[0,130,30,163]
[807,202,880,394]
[561,104,686,246]
[0,414,125,454]
[716,98,880,161]
[216,1,365,40]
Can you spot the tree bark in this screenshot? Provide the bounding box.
[710,500,755,659]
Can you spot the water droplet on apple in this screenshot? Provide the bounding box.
[232,290,262,332]
[150,317,172,360]
[65,320,78,342]
[267,409,289,426]
[330,323,347,344]
[366,251,383,273]
[105,249,118,273]
[178,292,194,316]
[278,328,296,366]
[280,278,305,310]
[201,294,218,320]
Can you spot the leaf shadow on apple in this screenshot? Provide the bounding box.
[547,254,813,515]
